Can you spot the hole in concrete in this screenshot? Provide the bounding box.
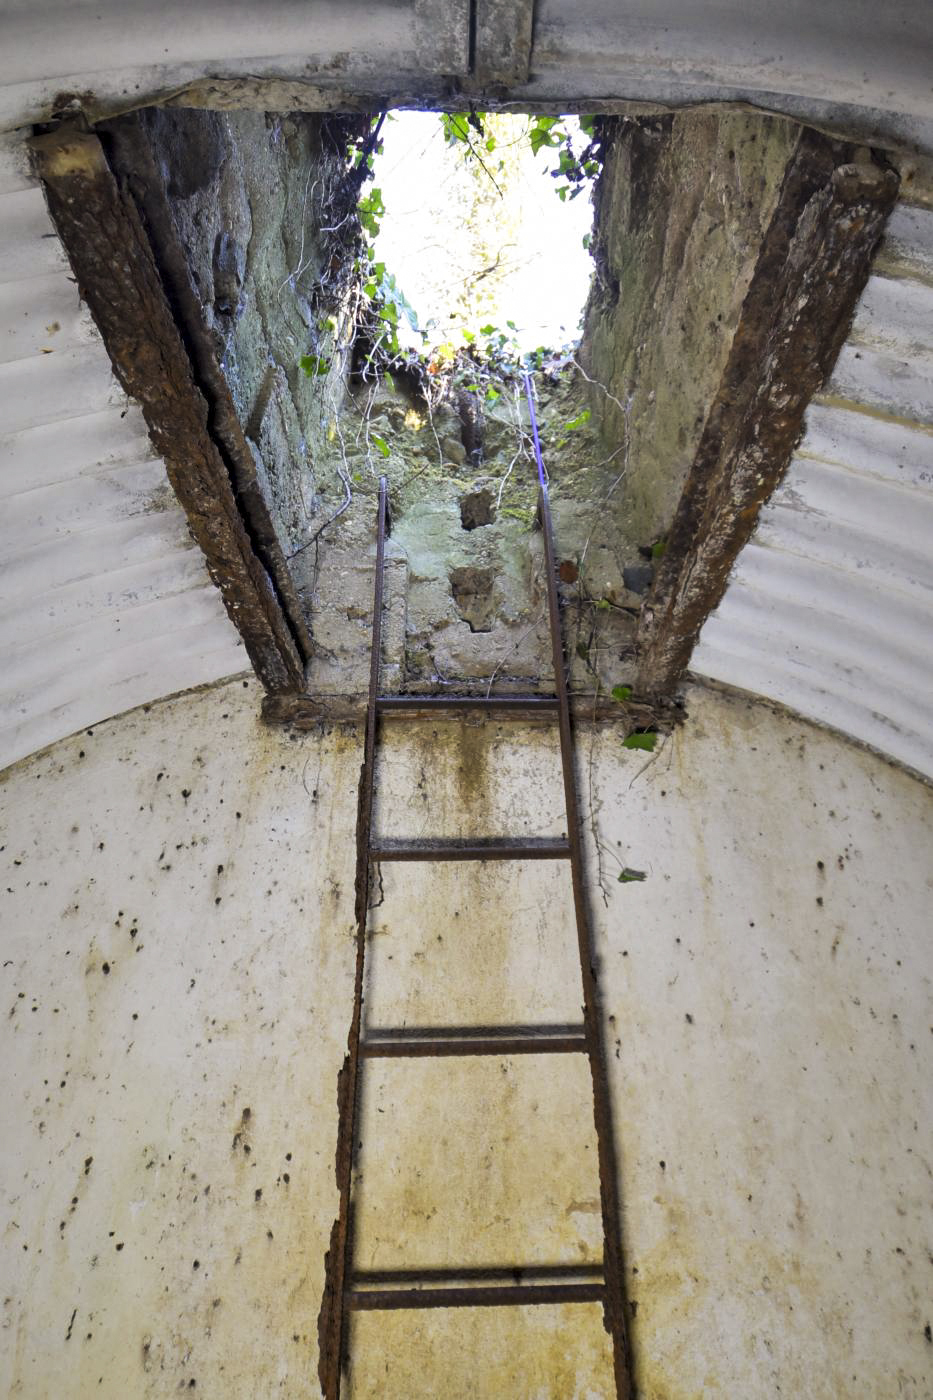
[89,103,808,703]
[369,112,596,354]
[449,566,496,633]
[460,488,496,531]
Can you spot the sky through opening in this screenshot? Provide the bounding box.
[369,112,596,356]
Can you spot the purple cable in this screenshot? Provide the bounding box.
[522,371,548,489]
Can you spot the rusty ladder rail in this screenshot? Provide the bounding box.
[319,458,633,1397]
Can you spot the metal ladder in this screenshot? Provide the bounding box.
[319,390,633,1398]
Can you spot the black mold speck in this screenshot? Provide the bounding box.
[254,1188,262,1201]
[115,1242,124,1251]
[101,963,110,975]
[192,1259,200,1270]
[685,1013,694,1024]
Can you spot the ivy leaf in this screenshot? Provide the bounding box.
[565,409,591,431]
[299,354,330,377]
[370,434,390,458]
[580,115,596,135]
[595,598,611,611]
[623,731,657,752]
[617,868,646,883]
[611,685,632,703]
[651,539,667,559]
[479,323,497,336]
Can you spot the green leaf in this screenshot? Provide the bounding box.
[580,115,596,135]
[479,324,497,336]
[611,685,632,703]
[617,868,647,883]
[651,539,667,559]
[576,641,590,661]
[623,731,657,752]
[383,372,396,393]
[299,354,330,377]
[370,434,390,459]
[485,387,500,403]
[582,233,591,250]
[565,409,591,432]
[595,598,611,611]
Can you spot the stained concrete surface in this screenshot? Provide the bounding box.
[1,676,930,1396]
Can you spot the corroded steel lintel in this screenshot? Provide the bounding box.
[634,131,900,699]
[29,125,306,694]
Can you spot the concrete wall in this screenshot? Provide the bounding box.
[2,676,930,1397]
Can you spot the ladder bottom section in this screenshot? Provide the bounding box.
[346,1282,605,1311]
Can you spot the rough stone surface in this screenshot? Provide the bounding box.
[581,111,801,555]
[117,107,359,630]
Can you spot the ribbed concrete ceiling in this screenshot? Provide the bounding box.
[0,130,244,771]
[0,3,931,776]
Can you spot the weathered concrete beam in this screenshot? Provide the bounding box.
[98,112,314,665]
[30,126,306,695]
[474,0,536,85]
[633,133,899,700]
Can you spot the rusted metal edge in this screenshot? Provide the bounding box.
[345,1282,606,1311]
[29,125,305,694]
[317,478,388,1400]
[537,475,635,1400]
[97,112,314,665]
[369,837,571,861]
[634,130,899,700]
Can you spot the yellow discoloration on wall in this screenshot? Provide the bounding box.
[355,1055,603,1271]
[347,1302,615,1399]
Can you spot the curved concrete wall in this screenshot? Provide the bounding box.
[1,678,930,1396]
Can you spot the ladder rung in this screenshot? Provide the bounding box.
[361,1025,588,1057]
[370,837,571,862]
[345,1281,605,1311]
[377,695,559,715]
[353,1264,604,1285]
